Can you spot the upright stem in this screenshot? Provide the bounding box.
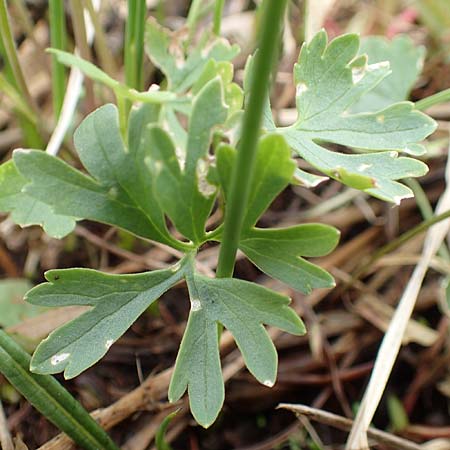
[69,0,96,111]
[124,0,146,90]
[83,0,117,77]
[49,0,67,117]
[216,0,288,278]
[213,0,225,35]
[0,0,36,112]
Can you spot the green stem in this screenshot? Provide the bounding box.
[0,0,34,109]
[353,208,450,280]
[69,0,96,110]
[83,0,117,77]
[415,87,450,111]
[0,0,44,147]
[0,330,119,450]
[405,178,450,260]
[216,0,287,278]
[187,0,203,30]
[213,0,225,35]
[49,0,67,117]
[124,0,146,90]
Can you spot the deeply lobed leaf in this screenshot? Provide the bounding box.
[145,18,239,93]
[12,104,188,249]
[0,160,76,238]
[169,273,305,427]
[216,134,339,293]
[266,30,436,203]
[26,258,189,379]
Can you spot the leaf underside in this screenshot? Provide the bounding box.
[268,30,435,203]
[169,273,305,427]
[27,259,187,379]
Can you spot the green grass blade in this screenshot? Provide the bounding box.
[49,0,67,117]
[0,330,119,450]
[213,0,225,35]
[0,0,33,109]
[125,0,146,90]
[0,0,44,147]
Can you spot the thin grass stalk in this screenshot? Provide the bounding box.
[49,0,67,117]
[124,0,146,90]
[353,208,450,280]
[83,0,117,76]
[0,0,34,108]
[216,0,288,278]
[346,152,450,449]
[10,0,41,49]
[0,0,44,147]
[186,0,204,30]
[213,0,225,35]
[406,178,450,260]
[416,87,450,111]
[69,0,96,111]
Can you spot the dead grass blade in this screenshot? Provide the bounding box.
[279,403,423,450]
[346,142,450,449]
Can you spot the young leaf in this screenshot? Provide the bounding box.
[13,104,187,249]
[48,49,175,103]
[239,225,339,294]
[145,17,239,93]
[216,134,296,228]
[351,35,425,112]
[0,160,76,238]
[169,273,305,427]
[149,78,227,244]
[274,31,436,203]
[26,258,188,379]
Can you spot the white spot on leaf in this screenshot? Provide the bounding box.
[51,353,70,366]
[358,163,372,171]
[263,379,274,387]
[351,66,365,84]
[368,61,390,71]
[296,82,308,97]
[191,298,202,311]
[105,339,114,350]
[196,159,216,197]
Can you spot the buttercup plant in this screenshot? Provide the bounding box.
[0,0,436,430]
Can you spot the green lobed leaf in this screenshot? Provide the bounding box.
[273,30,436,203]
[169,273,305,427]
[145,17,239,93]
[351,35,425,113]
[216,134,296,227]
[0,160,76,238]
[13,104,188,249]
[26,258,188,379]
[0,330,119,450]
[239,225,339,294]
[215,134,338,292]
[148,78,227,243]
